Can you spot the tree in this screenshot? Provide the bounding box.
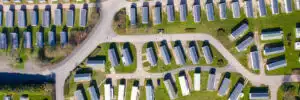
[217,28,226,36]
[217,59,224,66]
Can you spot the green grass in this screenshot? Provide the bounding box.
[114,4,300,75]
[89,42,137,73]
[0,84,53,100]
[277,82,300,100]
[153,78,171,100]
[142,41,227,73]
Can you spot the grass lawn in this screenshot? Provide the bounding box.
[89,42,137,73]
[277,82,300,100]
[142,40,227,73]
[114,3,300,75]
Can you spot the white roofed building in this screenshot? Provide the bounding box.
[194,71,201,91]
[178,75,190,96]
[86,58,105,70]
[145,84,154,100]
[74,73,92,82]
[295,42,300,50]
[105,83,113,100]
[296,27,300,38]
[118,84,125,100]
[130,86,139,100]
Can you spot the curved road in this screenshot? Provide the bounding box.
[26,0,300,100]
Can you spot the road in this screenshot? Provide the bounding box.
[2,0,298,99]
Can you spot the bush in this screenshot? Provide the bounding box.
[0,84,54,93]
[185,28,196,32]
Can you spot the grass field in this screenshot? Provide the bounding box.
[89,42,137,73]
[114,2,300,75]
[142,40,227,73]
[277,82,300,100]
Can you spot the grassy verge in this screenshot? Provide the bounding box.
[277,82,300,100]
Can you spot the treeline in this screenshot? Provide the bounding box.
[0,83,54,93]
